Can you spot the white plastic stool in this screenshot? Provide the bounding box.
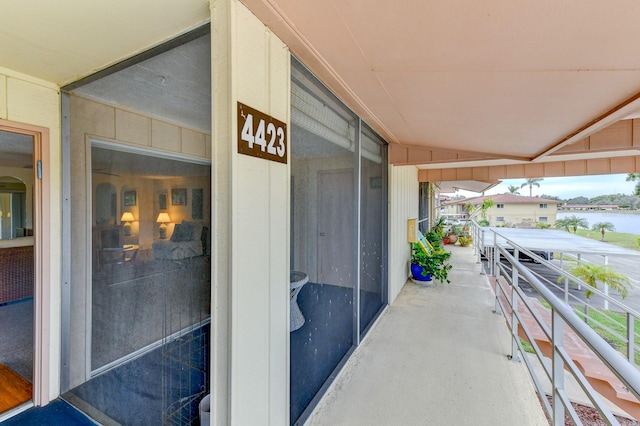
[290,271,308,332]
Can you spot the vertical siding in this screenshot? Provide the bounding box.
[0,68,61,402]
[388,165,419,303]
[212,0,290,424]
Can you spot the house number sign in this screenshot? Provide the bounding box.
[237,102,287,164]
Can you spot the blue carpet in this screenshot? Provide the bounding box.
[2,399,95,425]
[67,325,209,425]
[290,283,383,424]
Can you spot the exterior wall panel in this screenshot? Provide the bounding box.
[388,165,418,303]
[212,0,290,424]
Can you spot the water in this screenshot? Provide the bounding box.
[557,211,640,235]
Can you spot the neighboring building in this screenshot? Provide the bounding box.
[560,204,620,211]
[442,194,560,228]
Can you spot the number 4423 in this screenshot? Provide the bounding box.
[241,113,286,158]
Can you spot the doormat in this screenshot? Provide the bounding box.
[0,363,32,413]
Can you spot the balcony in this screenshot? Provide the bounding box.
[305,244,548,424]
[305,243,640,425]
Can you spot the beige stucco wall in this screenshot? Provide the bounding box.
[212,0,290,424]
[388,165,419,303]
[0,66,61,403]
[487,203,558,227]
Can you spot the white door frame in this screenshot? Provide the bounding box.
[0,119,51,407]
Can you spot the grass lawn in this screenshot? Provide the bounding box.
[576,307,640,364]
[572,228,640,251]
[522,299,640,364]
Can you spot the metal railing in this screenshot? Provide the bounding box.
[472,224,640,365]
[469,220,640,425]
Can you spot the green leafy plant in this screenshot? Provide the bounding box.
[411,243,452,284]
[424,230,443,251]
[558,263,630,299]
[555,215,589,233]
[457,235,473,247]
[591,221,615,241]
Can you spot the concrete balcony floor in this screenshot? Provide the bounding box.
[306,245,548,426]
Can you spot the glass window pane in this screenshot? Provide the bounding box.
[67,145,211,424]
[360,125,386,334]
[290,57,357,423]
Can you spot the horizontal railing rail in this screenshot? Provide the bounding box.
[497,256,640,365]
[472,222,640,365]
[468,220,640,425]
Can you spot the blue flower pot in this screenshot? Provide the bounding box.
[411,263,432,281]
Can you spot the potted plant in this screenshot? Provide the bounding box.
[458,235,473,247]
[431,217,447,242]
[411,243,452,284]
[447,226,459,244]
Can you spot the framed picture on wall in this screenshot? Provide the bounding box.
[159,193,167,210]
[172,188,187,205]
[192,188,204,219]
[123,190,137,206]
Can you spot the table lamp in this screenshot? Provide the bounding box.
[120,211,135,236]
[156,212,171,239]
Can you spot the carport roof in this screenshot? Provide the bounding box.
[482,228,640,257]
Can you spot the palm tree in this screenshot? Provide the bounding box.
[520,178,543,196]
[626,173,640,196]
[562,263,630,299]
[507,185,520,194]
[591,221,615,241]
[466,197,495,221]
[554,215,589,233]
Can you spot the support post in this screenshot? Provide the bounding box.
[552,309,565,425]
[509,249,520,362]
[603,255,609,310]
[629,313,635,363]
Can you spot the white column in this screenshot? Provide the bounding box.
[211,0,291,424]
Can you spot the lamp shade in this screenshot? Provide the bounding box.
[156,212,171,223]
[120,212,135,222]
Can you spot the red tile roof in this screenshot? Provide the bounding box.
[443,193,560,205]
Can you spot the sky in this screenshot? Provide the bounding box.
[448,173,637,200]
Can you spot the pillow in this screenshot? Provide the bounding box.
[182,220,202,240]
[170,223,193,242]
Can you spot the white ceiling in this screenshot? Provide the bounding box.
[2,0,640,167]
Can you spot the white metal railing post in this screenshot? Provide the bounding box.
[478,227,485,267]
[559,252,569,305]
[576,253,582,290]
[490,232,640,422]
[491,232,497,277]
[603,255,609,310]
[552,309,565,426]
[629,313,636,363]
[510,248,520,362]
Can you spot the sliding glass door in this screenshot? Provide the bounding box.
[289,57,388,424]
